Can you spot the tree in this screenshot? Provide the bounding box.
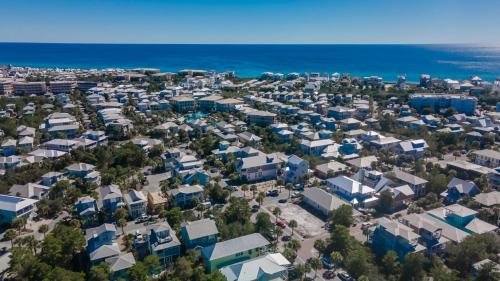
[9,247,50,280]
[329,205,353,227]
[400,253,427,281]
[329,225,353,257]
[476,262,500,281]
[250,185,257,199]
[288,219,298,236]
[241,184,249,198]
[43,266,85,281]
[285,183,293,199]
[127,262,149,281]
[377,190,394,214]
[38,224,49,238]
[272,207,282,222]
[12,217,27,234]
[329,251,343,272]
[255,212,273,236]
[5,229,16,247]
[256,192,265,206]
[294,263,311,281]
[308,257,322,279]
[89,262,111,281]
[381,250,400,277]
[113,207,129,222]
[143,255,160,275]
[313,239,326,258]
[274,226,283,247]
[117,219,127,235]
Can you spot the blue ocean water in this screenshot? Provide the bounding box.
[0,43,499,82]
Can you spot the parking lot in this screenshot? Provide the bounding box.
[266,201,326,238]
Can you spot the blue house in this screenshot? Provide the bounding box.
[183,170,210,186]
[339,138,362,155]
[75,196,99,221]
[1,139,16,157]
[147,222,181,267]
[168,185,204,208]
[85,223,117,252]
[0,195,38,225]
[181,219,219,249]
[440,178,480,204]
[283,155,309,184]
[370,218,425,260]
[99,185,125,214]
[41,171,64,186]
[66,162,96,178]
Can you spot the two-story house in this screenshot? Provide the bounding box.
[236,154,281,182]
[124,190,147,219]
[168,185,204,208]
[181,219,219,249]
[283,155,309,184]
[147,222,181,267]
[99,185,125,214]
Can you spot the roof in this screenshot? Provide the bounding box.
[346,156,378,168]
[447,177,478,194]
[100,185,123,201]
[303,187,348,212]
[220,253,290,281]
[473,149,500,160]
[402,213,469,243]
[124,190,146,204]
[315,161,347,175]
[202,233,270,261]
[85,223,117,240]
[393,185,415,197]
[327,176,374,195]
[465,218,498,234]
[474,191,500,206]
[182,219,219,240]
[0,194,38,212]
[169,185,203,197]
[391,169,428,185]
[237,154,280,170]
[66,162,95,172]
[105,252,136,272]
[89,244,120,261]
[377,217,420,242]
[9,183,49,198]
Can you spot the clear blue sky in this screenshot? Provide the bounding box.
[1,0,499,44]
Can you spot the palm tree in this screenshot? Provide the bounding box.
[294,263,311,281]
[38,224,49,238]
[117,218,127,235]
[330,251,343,273]
[272,207,281,222]
[241,184,249,198]
[4,229,16,248]
[250,185,257,199]
[308,257,322,280]
[288,219,298,236]
[285,183,293,199]
[256,192,265,206]
[313,239,326,258]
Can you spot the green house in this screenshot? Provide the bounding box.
[202,233,270,272]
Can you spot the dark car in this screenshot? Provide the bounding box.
[323,271,336,279]
[266,190,279,197]
[322,256,335,270]
[281,235,291,242]
[251,204,260,212]
[278,198,287,204]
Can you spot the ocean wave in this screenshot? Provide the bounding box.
[437,60,500,72]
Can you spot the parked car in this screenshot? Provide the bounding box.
[323,271,335,279]
[322,256,335,270]
[291,191,301,198]
[337,271,354,281]
[136,215,150,223]
[276,219,286,228]
[266,189,279,197]
[293,184,304,191]
[278,198,287,204]
[251,204,260,213]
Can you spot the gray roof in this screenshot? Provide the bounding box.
[303,187,349,211]
[100,185,123,201]
[392,169,428,185]
[89,244,120,261]
[237,154,280,170]
[202,233,269,261]
[66,162,95,172]
[447,177,478,194]
[169,185,203,197]
[105,252,136,272]
[474,191,500,207]
[85,223,116,240]
[182,219,219,240]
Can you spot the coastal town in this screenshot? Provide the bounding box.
[0,65,499,281]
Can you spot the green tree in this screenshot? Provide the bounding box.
[272,207,282,222]
[117,218,127,235]
[88,262,111,281]
[127,262,149,281]
[43,267,85,281]
[256,191,265,206]
[313,239,326,258]
[377,190,394,214]
[476,262,500,281]
[38,224,49,238]
[288,219,298,236]
[241,184,249,198]
[143,255,160,275]
[400,253,428,281]
[328,225,353,257]
[329,205,353,227]
[285,183,293,199]
[255,212,273,236]
[381,250,400,278]
[5,229,16,247]
[330,251,343,272]
[308,257,322,280]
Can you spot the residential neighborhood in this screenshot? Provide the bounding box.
[0,65,499,281]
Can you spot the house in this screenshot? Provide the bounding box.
[326,176,376,207]
[0,156,23,170]
[168,185,204,208]
[346,156,378,171]
[89,244,121,266]
[42,138,80,152]
[75,196,99,220]
[106,252,136,281]
[170,96,196,112]
[238,131,262,147]
[202,233,270,272]
[471,149,500,168]
[246,111,276,126]
[394,139,429,159]
[283,155,309,184]
[124,190,147,219]
[302,187,349,217]
[86,223,117,252]
[9,183,50,199]
[66,162,96,178]
[370,217,426,260]
[147,222,181,267]
[41,171,64,186]
[380,185,415,211]
[440,178,480,204]
[299,139,334,156]
[473,191,500,207]
[147,191,169,209]
[220,253,290,281]
[0,194,38,224]
[314,160,348,179]
[17,136,34,151]
[99,185,125,214]
[236,154,280,182]
[389,170,428,197]
[1,139,16,156]
[181,219,219,249]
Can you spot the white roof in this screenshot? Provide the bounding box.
[327,176,374,195]
[0,194,38,212]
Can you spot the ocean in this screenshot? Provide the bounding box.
[0,43,499,82]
